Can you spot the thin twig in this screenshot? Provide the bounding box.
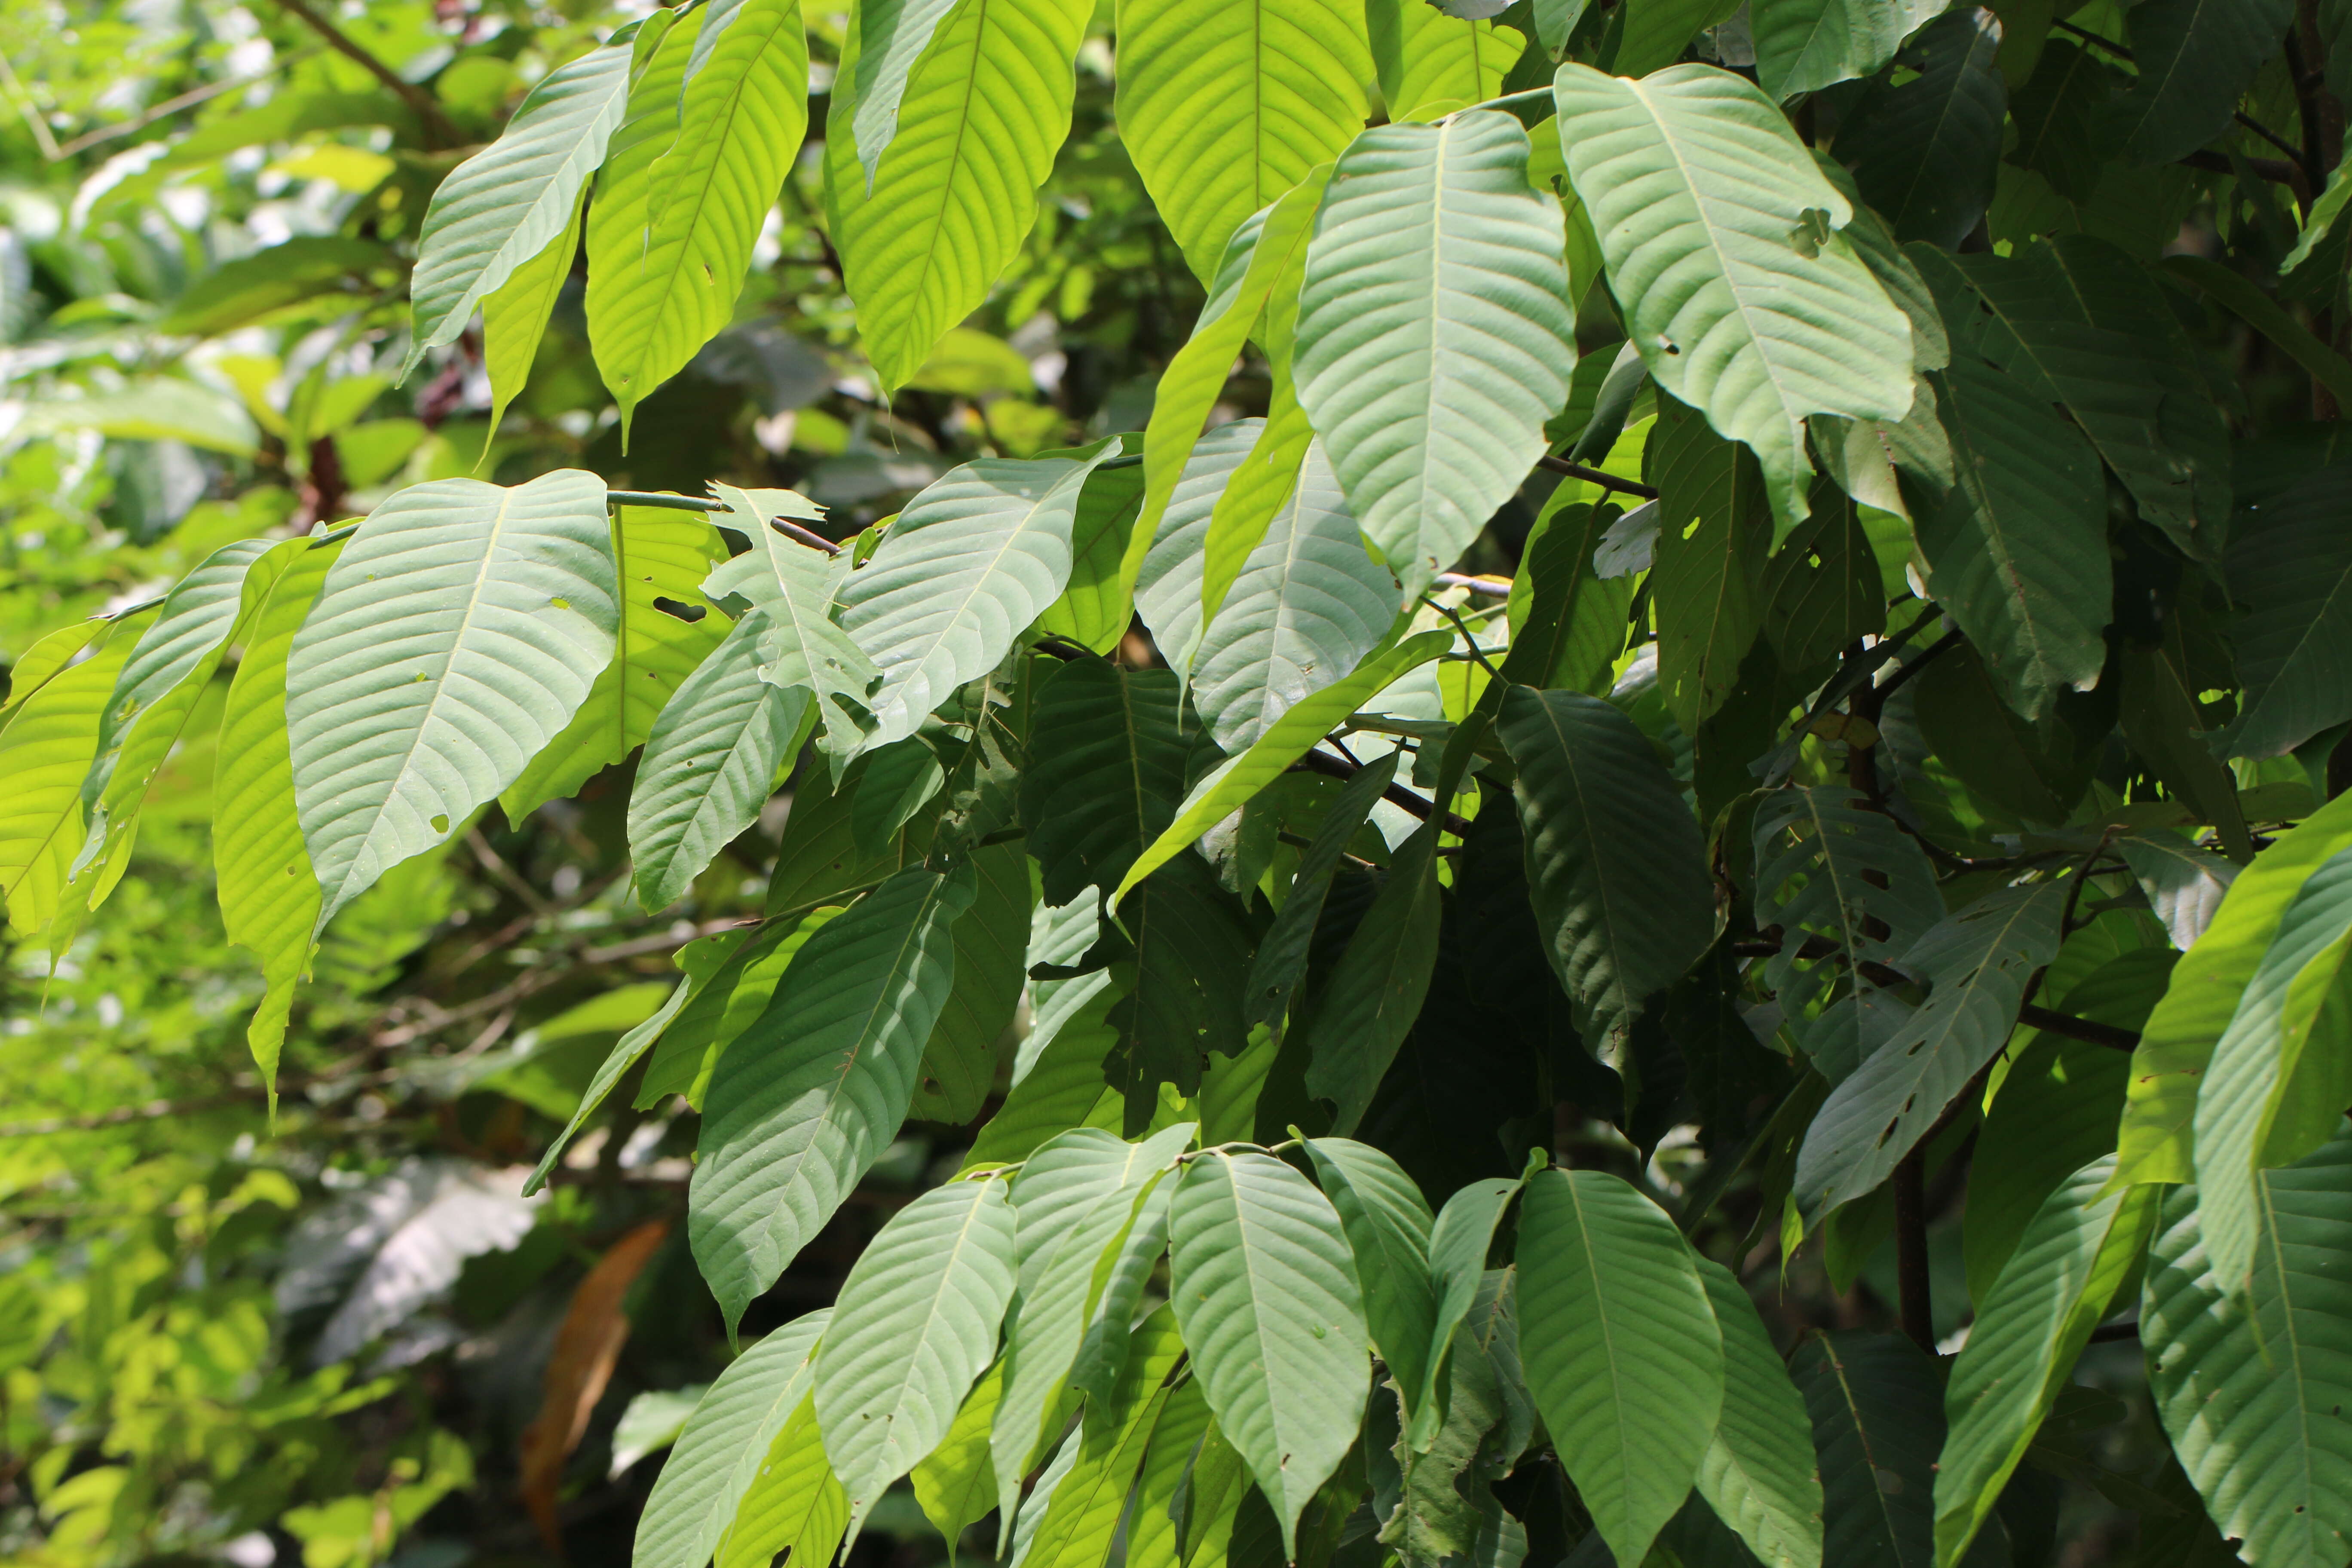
[1537,453,1660,501]
[48,54,311,159]
[1427,596,1506,682]
[268,0,461,147]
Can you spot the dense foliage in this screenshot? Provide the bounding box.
[4,0,2352,1564]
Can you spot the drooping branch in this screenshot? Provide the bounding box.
[270,0,462,148]
[1537,453,1660,500]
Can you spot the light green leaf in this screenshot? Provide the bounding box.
[480,190,582,447]
[2192,847,2352,1295]
[1694,1259,1824,1568]
[1066,1181,1175,1415]
[705,485,882,772]
[504,504,729,821]
[1011,1311,1187,1568]
[1300,820,1445,1133]
[816,1176,1019,1523]
[1792,1332,1939,1568]
[1113,630,1452,908]
[627,608,815,914]
[19,378,259,456]
[1037,457,1148,654]
[632,1308,830,1568]
[691,865,974,1330]
[845,0,959,186]
[716,1395,849,1568]
[1497,685,1715,1057]
[1912,351,2109,723]
[915,840,1032,1123]
[1302,1138,1439,1442]
[1964,1032,2135,1302]
[1550,62,1914,536]
[1612,0,1735,75]
[824,0,1092,392]
[214,541,338,1092]
[966,987,1127,1167]
[1796,884,2066,1223]
[287,470,618,923]
[640,911,844,1108]
[2283,134,2352,273]
[159,235,389,337]
[1516,1167,1724,1568]
[2114,790,2352,1187]
[1196,389,1317,650]
[404,36,637,379]
[1017,661,1190,907]
[0,620,134,941]
[2104,0,2294,165]
[2144,1127,2352,1568]
[1369,0,1524,121]
[1113,0,1370,281]
[1135,421,1266,673]
[913,1357,1004,1551]
[1933,1158,2158,1567]
[841,448,1116,746]
[582,12,698,435]
[1295,110,1574,596]
[1422,1176,1523,1445]
[1169,1150,1371,1555]
[1243,753,1398,1035]
[1752,0,1929,100]
[1192,444,1403,753]
[1117,1378,1218,1568]
[587,0,807,427]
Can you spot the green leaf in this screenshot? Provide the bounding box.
[1648,399,1767,734]
[1836,9,2006,249]
[1422,1177,1524,1444]
[1502,495,1632,697]
[992,1125,1192,1523]
[2216,468,2352,760]
[1135,421,1265,671]
[1368,0,1524,121]
[707,485,883,772]
[1066,1181,1175,1415]
[1752,0,1932,100]
[1301,820,1446,1134]
[1792,1332,1939,1568]
[1112,630,1452,907]
[1516,1167,1724,1568]
[1964,1035,2133,1303]
[18,378,258,456]
[2144,1129,2352,1568]
[627,608,815,914]
[691,865,974,1330]
[159,235,389,337]
[2283,136,2352,273]
[1133,181,1328,579]
[1953,237,2232,561]
[287,471,618,923]
[633,1308,829,1568]
[213,542,338,1092]
[1106,856,1256,1124]
[1795,884,2066,1223]
[843,0,958,184]
[585,0,807,427]
[1119,1379,1219,1568]
[1753,786,1943,1018]
[1550,62,1915,536]
[716,1394,850,1568]
[480,191,582,446]
[1295,110,1574,595]
[1018,661,1191,908]
[2191,847,2352,1295]
[2162,255,2352,409]
[639,911,845,1109]
[2104,0,2295,165]
[1113,0,1370,281]
[2119,652,2254,864]
[1195,391,1317,656]
[815,1176,1020,1522]
[916,840,1032,1124]
[0,618,134,942]
[2114,790,2352,1186]
[1011,1310,1188,1568]
[1693,1259,1824,1568]
[841,448,1116,746]
[913,1357,1004,1551]
[581,11,697,435]
[503,504,729,821]
[405,35,637,379]
[1302,1137,1439,1444]
[1933,1158,2158,1567]
[1912,344,2110,723]
[967,989,1127,1166]
[1036,458,1148,654]
[1169,1149,1372,1555]
[824,0,1092,391]
[1244,753,1398,1035]
[1497,685,1715,1058]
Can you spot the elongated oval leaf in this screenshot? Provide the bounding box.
[634,1308,830,1568]
[405,37,637,378]
[1017,660,1190,909]
[1550,62,1914,534]
[1113,0,1370,280]
[0,621,135,940]
[1169,1150,1371,1555]
[1693,1259,1824,1568]
[287,470,618,922]
[690,864,975,1330]
[1295,110,1574,595]
[815,1176,1019,1520]
[1302,1137,1438,1440]
[1517,1167,1724,1567]
[1793,1331,1939,1568]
